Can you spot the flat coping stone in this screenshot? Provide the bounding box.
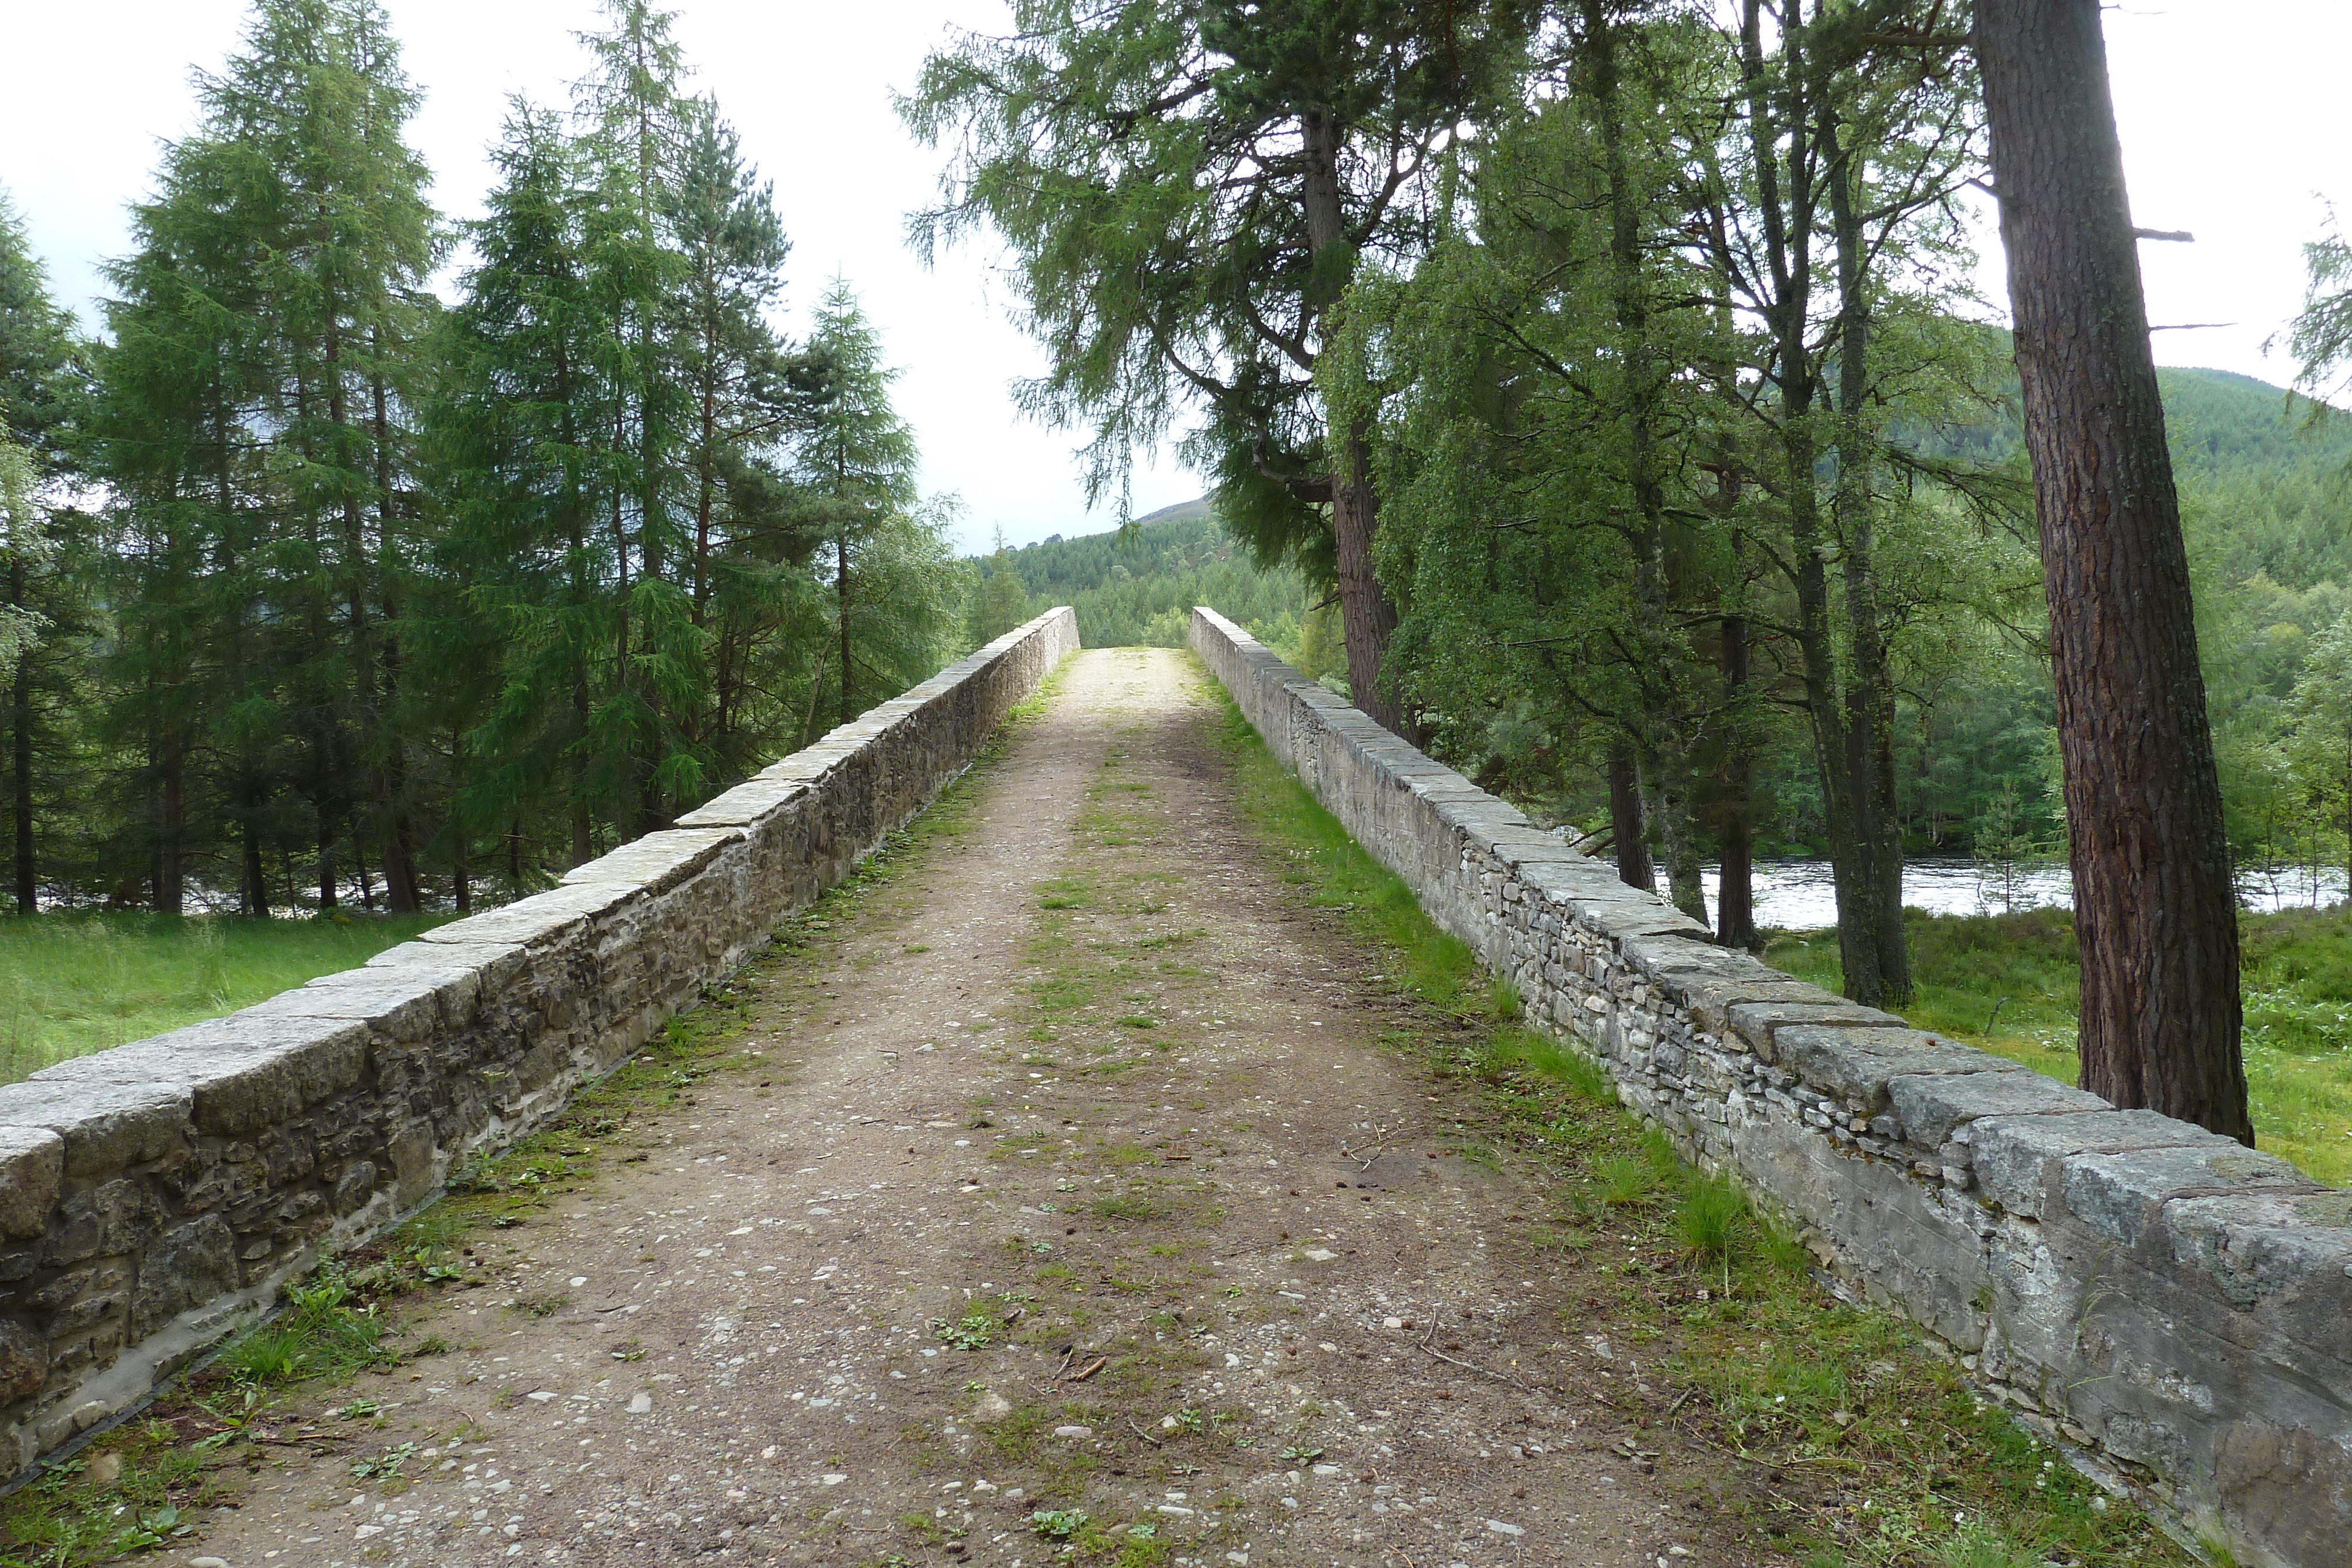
[417,882,629,949]
[1571,900,1713,943]
[560,827,745,894]
[674,775,809,828]
[1617,933,1765,984]
[0,1125,64,1238]
[1718,997,1902,1055]
[1513,860,1638,901]
[2161,1188,2352,1308]
[31,1015,372,1136]
[0,1079,192,1175]
[1668,977,1849,1037]
[1773,1026,2019,1113]
[1968,1109,2236,1219]
[2062,1142,2322,1246]
[1886,1069,2110,1151]
[245,964,481,1042]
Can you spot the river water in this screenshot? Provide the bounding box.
[1666,858,2350,931]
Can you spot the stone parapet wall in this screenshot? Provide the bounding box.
[0,607,1080,1479]
[1190,606,2351,1568]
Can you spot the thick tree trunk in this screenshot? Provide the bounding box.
[317,813,339,910]
[1301,106,1402,731]
[1329,424,1401,730]
[1655,773,1708,924]
[1606,741,1655,893]
[1736,0,1886,1005]
[1976,0,2250,1141]
[1826,123,1911,1004]
[353,833,376,912]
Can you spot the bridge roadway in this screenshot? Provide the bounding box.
[191,648,1763,1568]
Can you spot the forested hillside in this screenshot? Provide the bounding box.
[977,497,1327,659]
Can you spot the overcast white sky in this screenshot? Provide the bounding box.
[4,2,2348,552]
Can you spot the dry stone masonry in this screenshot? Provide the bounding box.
[0,608,1078,1482]
[1190,605,2351,1568]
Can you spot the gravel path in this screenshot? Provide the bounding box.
[184,648,1780,1568]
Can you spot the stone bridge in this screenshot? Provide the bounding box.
[0,610,2346,1567]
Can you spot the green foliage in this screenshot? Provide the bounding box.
[993,500,1315,653]
[798,282,964,735]
[902,1,1530,584]
[1028,1507,1090,1542]
[92,0,446,917]
[933,1310,997,1350]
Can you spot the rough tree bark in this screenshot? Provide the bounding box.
[1826,117,1911,1005]
[1975,0,2250,1141]
[1301,106,1403,731]
[1607,742,1655,893]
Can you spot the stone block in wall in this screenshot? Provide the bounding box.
[2213,1416,2352,1568]
[0,1081,191,1176]
[1887,1070,2109,1151]
[1772,1026,2020,1116]
[1565,898,1713,944]
[2062,1143,2321,1247]
[559,827,746,896]
[242,966,477,1047]
[1663,977,1845,1039]
[0,1127,62,1239]
[1970,1108,2237,1219]
[2166,1188,2352,1312]
[674,774,808,828]
[34,1016,373,1140]
[128,1216,238,1339]
[414,881,627,951]
[1720,999,1907,1059]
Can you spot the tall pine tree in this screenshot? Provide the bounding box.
[93,0,442,913]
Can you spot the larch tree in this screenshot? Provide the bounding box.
[797,283,936,734]
[901,0,1531,730]
[1974,0,2250,1139]
[92,0,443,915]
[0,190,87,914]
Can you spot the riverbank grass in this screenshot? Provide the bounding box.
[0,912,447,1088]
[1768,906,2352,1186]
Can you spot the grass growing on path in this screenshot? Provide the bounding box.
[0,912,447,1088]
[1769,906,2352,1185]
[1204,664,2185,1568]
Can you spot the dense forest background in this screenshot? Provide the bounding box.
[0,0,1031,918]
[977,364,2352,890]
[8,0,2352,940]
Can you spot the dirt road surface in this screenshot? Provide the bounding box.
[182,648,1784,1568]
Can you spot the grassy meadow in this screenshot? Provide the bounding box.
[1768,905,2352,1186]
[0,912,447,1087]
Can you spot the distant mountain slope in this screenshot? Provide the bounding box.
[2157,366,2352,476]
[999,499,1311,648]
